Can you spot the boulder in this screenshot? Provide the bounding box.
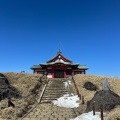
[0,73,21,101]
[86,90,120,112]
[84,82,97,91]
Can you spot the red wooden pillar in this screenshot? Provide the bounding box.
[64,66,66,78]
[52,67,54,78]
[64,70,66,78]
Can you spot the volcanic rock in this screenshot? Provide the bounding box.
[84,82,97,91]
[0,73,21,101]
[86,90,120,112]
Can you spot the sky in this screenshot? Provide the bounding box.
[0,0,120,77]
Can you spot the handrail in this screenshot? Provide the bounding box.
[20,76,47,120]
[37,78,49,103]
[72,76,81,99]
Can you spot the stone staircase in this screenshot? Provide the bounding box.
[41,78,69,103]
[21,78,79,120]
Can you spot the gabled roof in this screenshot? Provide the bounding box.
[30,51,88,70]
[40,60,79,66]
[46,51,72,63]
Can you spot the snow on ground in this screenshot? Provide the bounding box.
[64,80,71,87]
[52,94,79,108]
[70,111,101,120]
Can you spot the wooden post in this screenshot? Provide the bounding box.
[117,118,120,120]
[82,96,84,104]
[72,77,81,99]
[79,92,81,100]
[77,88,81,99]
[100,105,104,120]
[92,101,95,115]
[8,97,15,108]
[74,81,77,88]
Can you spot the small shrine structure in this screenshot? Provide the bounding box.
[31,51,88,78]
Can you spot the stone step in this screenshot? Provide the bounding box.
[44,90,68,93]
[46,86,66,87]
[48,81,66,83]
[46,88,66,90]
[45,93,67,95]
[44,92,68,94]
[44,92,68,95]
[45,88,67,90]
[45,89,67,92]
[49,80,66,81]
[46,86,67,88]
[43,95,62,98]
[41,98,57,100]
[42,97,58,99]
[40,100,53,103]
[43,94,63,97]
[47,82,65,84]
[44,93,68,95]
[40,78,70,104]
[47,84,65,86]
[46,85,65,87]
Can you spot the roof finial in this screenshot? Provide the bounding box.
[59,41,61,52]
[57,41,62,54]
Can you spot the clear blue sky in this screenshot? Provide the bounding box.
[0,0,120,77]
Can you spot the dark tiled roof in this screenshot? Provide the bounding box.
[78,65,88,69]
[31,64,88,70]
[30,65,41,70]
[40,60,79,66]
[30,51,88,70]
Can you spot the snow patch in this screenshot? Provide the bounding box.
[64,80,71,87]
[52,94,79,108]
[70,111,101,120]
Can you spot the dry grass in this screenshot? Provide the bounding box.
[3,72,43,96]
[73,74,120,120]
[107,106,120,120]
[1,73,120,120]
[0,72,46,120]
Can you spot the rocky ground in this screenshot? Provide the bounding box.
[73,74,120,120]
[0,73,120,120]
[0,72,47,120]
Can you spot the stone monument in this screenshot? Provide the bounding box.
[102,78,110,90]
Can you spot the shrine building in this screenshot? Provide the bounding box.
[30,51,88,78]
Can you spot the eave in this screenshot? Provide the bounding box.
[30,65,41,70]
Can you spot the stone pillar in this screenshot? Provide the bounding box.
[102,78,110,90]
